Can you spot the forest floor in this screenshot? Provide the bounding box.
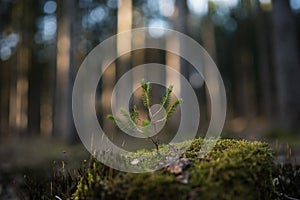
[0,136,89,199]
[0,130,299,199]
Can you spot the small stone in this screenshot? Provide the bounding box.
[131,158,140,165]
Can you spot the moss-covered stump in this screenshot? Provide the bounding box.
[73,139,275,200]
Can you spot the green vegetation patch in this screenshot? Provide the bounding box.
[73,138,275,200]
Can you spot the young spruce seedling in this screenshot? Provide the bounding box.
[107,80,182,152]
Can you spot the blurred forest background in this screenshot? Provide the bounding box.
[0,0,300,160]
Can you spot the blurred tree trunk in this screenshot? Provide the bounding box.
[9,0,35,135]
[0,2,12,136]
[254,1,276,121]
[201,17,217,121]
[116,0,132,80]
[28,55,41,135]
[232,18,257,120]
[272,0,300,130]
[109,0,133,142]
[27,2,41,135]
[175,0,205,133]
[54,0,75,139]
[0,58,12,136]
[175,0,189,79]
[173,0,191,131]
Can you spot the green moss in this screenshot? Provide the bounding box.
[186,139,274,200]
[73,138,275,200]
[115,173,189,200]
